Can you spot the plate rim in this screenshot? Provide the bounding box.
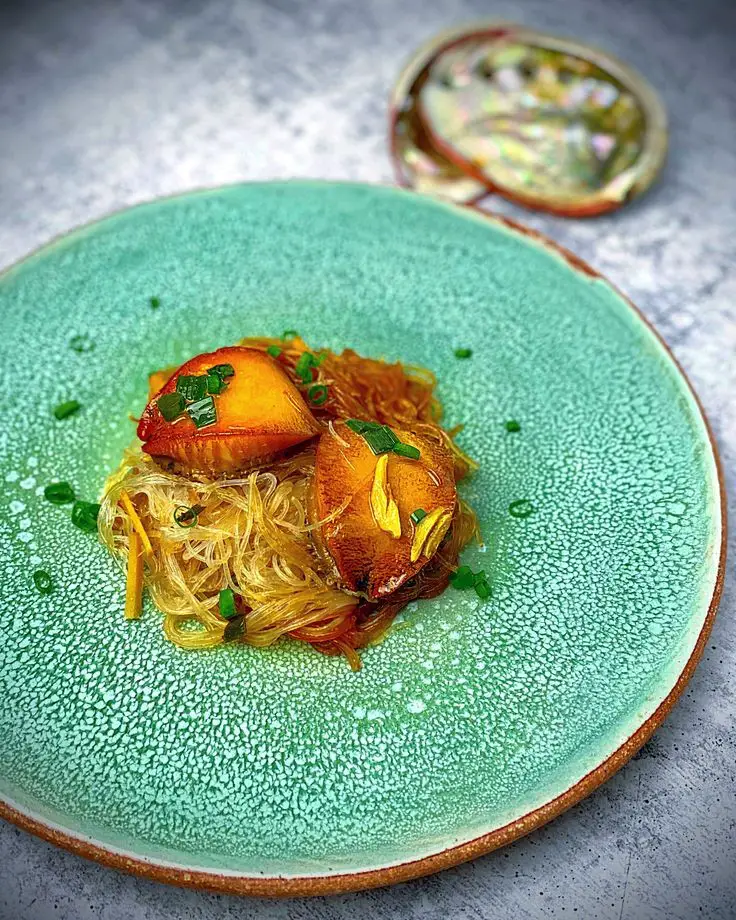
[0,180,727,897]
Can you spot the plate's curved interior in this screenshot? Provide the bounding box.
[0,183,721,879]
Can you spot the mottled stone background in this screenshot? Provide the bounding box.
[0,0,734,917]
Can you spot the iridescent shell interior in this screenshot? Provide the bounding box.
[392,76,487,203]
[419,39,648,204]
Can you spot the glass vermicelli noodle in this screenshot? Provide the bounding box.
[99,335,481,670]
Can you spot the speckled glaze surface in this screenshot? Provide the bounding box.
[0,182,722,891]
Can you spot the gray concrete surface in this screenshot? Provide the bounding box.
[0,0,734,917]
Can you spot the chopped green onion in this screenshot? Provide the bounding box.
[474,578,491,600]
[346,418,372,434]
[53,400,81,420]
[450,566,490,599]
[32,569,53,595]
[281,329,299,340]
[266,345,282,358]
[509,499,534,519]
[505,419,521,433]
[449,565,475,590]
[308,384,328,406]
[187,395,217,429]
[176,374,208,402]
[219,588,238,620]
[71,500,100,534]
[157,392,186,421]
[223,613,246,642]
[44,482,76,505]
[393,442,421,460]
[294,352,317,383]
[69,334,94,353]
[294,350,326,382]
[454,348,472,359]
[207,363,235,380]
[410,508,427,525]
[174,504,204,528]
[362,425,399,455]
[206,374,228,395]
[346,420,402,455]
[150,296,160,309]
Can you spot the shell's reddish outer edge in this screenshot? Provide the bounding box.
[0,189,724,899]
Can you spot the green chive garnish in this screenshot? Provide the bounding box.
[346,418,371,434]
[505,419,521,433]
[454,348,472,359]
[150,296,160,309]
[266,345,282,358]
[44,482,76,505]
[346,420,404,455]
[219,588,238,620]
[508,499,534,519]
[410,508,427,525]
[53,400,81,420]
[295,352,317,383]
[69,334,94,353]
[308,384,328,406]
[449,566,490,599]
[157,392,186,421]
[174,504,204,528]
[207,363,235,379]
[393,442,421,460]
[32,569,53,596]
[281,329,299,340]
[71,500,100,534]
[206,374,228,395]
[474,578,491,599]
[449,565,475,590]
[187,395,217,429]
[361,425,399,455]
[176,374,208,402]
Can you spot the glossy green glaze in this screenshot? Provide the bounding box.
[0,183,721,879]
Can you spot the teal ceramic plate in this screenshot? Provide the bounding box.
[0,182,725,896]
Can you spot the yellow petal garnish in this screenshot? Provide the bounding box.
[124,530,144,620]
[422,510,453,559]
[410,506,452,562]
[120,489,153,557]
[370,454,401,538]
